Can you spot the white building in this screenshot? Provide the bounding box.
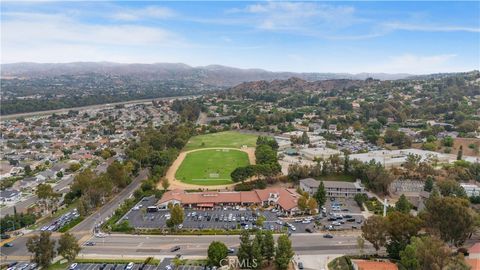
[349,149,451,168]
[299,147,342,161]
[461,183,480,197]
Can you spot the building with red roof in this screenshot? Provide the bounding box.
[467,243,480,270]
[352,260,398,270]
[157,188,300,215]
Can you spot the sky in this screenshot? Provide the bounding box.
[1,1,479,74]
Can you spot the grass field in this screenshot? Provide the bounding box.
[175,149,250,185]
[184,131,258,151]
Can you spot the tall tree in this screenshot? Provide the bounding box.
[36,183,59,214]
[26,231,56,268]
[57,232,81,262]
[361,215,387,253]
[307,198,318,214]
[238,230,252,269]
[424,176,434,192]
[275,234,294,270]
[207,241,228,267]
[161,178,170,191]
[395,194,412,214]
[251,234,263,269]
[297,195,308,213]
[262,231,275,262]
[421,196,477,246]
[385,212,423,259]
[169,204,184,229]
[400,236,458,270]
[314,181,326,208]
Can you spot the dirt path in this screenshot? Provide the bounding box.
[160,147,256,190]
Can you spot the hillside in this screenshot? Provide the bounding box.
[1,62,413,87]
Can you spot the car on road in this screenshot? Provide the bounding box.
[170,245,181,252]
[84,241,96,246]
[228,248,235,254]
[298,262,304,269]
[323,234,334,238]
[69,263,78,270]
[125,263,134,270]
[3,243,14,247]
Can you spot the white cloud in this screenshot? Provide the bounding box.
[242,2,357,31]
[110,6,176,21]
[1,12,184,63]
[384,22,480,33]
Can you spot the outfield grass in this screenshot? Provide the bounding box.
[183,131,258,151]
[176,149,250,185]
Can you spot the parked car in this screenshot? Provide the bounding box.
[3,243,14,247]
[125,263,134,270]
[298,262,304,269]
[69,263,78,270]
[323,234,334,238]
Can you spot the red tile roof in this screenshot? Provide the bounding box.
[352,260,398,270]
[158,188,299,211]
[470,243,480,254]
[467,259,480,270]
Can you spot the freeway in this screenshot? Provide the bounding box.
[1,95,200,120]
[0,169,149,259]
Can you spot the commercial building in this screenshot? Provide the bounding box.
[349,149,451,169]
[299,178,364,198]
[157,188,301,215]
[299,147,342,161]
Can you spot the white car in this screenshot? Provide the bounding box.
[125,262,134,270]
[290,226,296,231]
[69,263,78,270]
[301,220,311,224]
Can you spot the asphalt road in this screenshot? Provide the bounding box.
[72,169,149,235]
[78,233,370,257]
[0,169,149,259]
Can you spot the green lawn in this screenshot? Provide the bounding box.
[184,131,258,151]
[176,149,250,185]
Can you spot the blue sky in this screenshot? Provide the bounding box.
[1,1,479,74]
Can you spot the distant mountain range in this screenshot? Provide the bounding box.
[1,62,414,87]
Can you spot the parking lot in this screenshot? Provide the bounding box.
[117,195,366,233]
[40,208,80,232]
[71,260,211,270]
